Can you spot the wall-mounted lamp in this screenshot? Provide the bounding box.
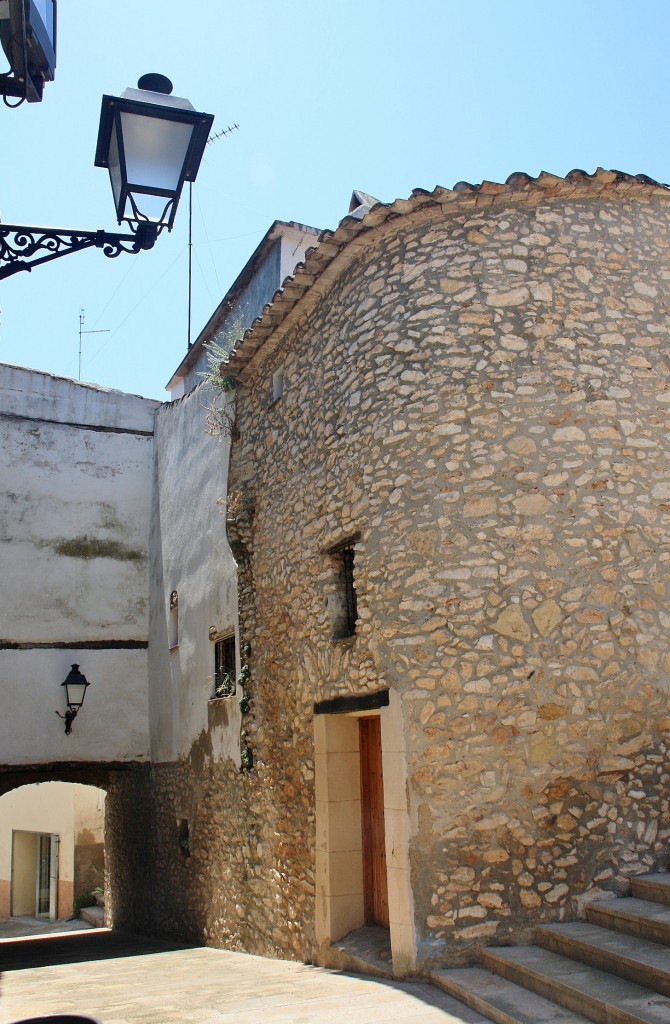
[95,74,213,235]
[56,663,89,735]
[0,73,213,278]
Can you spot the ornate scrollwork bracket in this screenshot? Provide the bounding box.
[0,221,158,280]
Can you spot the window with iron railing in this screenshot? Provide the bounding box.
[327,539,359,640]
[213,633,236,698]
[341,544,357,637]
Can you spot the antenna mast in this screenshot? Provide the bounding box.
[78,308,110,381]
[187,122,240,349]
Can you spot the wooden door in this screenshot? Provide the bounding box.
[359,716,389,928]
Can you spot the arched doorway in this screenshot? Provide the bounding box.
[0,782,105,926]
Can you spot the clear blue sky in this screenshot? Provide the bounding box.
[2,0,669,400]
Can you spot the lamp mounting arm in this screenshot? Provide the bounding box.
[55,707,79,735]
[0,222,157,280]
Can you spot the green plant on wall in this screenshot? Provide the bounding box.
[238,642,253,772]
[218,488,254,525]
[240,730,253,772]
[201,337,239,394]
[72,888,101,918]
[211,642,253,771]
[237,663,250,713]
[213,671,236,699]
[200,325,244,440]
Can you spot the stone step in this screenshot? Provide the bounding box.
[536,921,670,996]
[432,966,594,1024]
[587,896,670,946]
[482,944,670,1024]
[632,875,670,908]
[79,904,105,928]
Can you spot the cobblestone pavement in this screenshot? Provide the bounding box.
[0,931,489,1024]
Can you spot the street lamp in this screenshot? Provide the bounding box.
[95,73,212,234]
[0,74,214,279]
[56,663,90,735]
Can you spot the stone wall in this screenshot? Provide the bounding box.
[106,758,315,960]
[111,379,315,960]
[225,181,670,969]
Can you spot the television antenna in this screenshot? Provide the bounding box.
[187,123,240,349]
[78,308,110,381]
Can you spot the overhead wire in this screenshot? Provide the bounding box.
[194,185,222,300]
[85,245,188,368]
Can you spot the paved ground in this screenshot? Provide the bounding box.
[0,930,491,1024]
[0,916,94,939]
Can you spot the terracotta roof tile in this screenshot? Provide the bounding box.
[224,168,669,380]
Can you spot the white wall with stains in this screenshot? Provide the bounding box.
[148,382,240,765]
[0,364,159,765]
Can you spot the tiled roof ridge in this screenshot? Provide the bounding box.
[225,167,669,377]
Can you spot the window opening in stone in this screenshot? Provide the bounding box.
[343,546,357,635]
[168,590,179,649]
[213,633,236,697]
[271,366,284,404]
[177,819,190,858]
[329,541,358,640]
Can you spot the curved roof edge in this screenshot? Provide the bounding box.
[166,219,320,392]
[224,167,669,380]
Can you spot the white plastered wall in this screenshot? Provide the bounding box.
[148,384,240,765]
[0,364,157,766]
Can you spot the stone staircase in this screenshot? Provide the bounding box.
[431,873,670,1024]
[79,887,106,928]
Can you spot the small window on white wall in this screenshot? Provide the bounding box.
[213,633,236,698]
[271,366,284,404]
[168,590,179,649]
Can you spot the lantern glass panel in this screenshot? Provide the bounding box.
[120,112,194,193]
[108,126,123,212]
[66,678,88,707]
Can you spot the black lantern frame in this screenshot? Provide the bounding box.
[56,663,90,735]
[94,84,213,233]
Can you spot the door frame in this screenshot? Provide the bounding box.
[314,688,416,976]
[10,829,58,920]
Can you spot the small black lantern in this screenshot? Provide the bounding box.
[56,663,90,735]
[94,74,214,235]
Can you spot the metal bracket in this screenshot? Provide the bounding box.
[55,707,78,735]
[0,221,157,279]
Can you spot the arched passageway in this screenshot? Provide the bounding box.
[0,764,151,933]
[0,780,106,924]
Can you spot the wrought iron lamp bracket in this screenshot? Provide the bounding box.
[0,221,158,280]
[55,707,78,735]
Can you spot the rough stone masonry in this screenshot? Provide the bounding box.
[224,171,670,968]
[109,171,670,973]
